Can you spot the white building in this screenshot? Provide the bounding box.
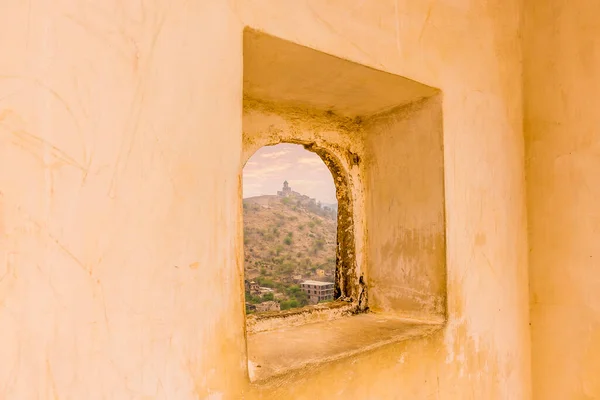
[300,280,334,304]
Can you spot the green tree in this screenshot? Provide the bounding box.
[256,277,275,287]
[262,292,274,301]
[245,293,262,304]
[297,292,309,306]
[286,285,302,296]
[281,262,294,274]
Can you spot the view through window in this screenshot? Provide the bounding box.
[243,144,337,313]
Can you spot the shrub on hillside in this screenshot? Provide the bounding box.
[262,292,274,301]
[256,277,275,287]
[280,300,292,310]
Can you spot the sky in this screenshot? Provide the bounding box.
[243,144,337,204]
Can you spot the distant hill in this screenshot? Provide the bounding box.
[243,190,337,311]
[322,202,338,212]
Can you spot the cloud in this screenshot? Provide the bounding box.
[242,143,337,203]
[288,179,318,187]
[243,163,292,179]
[259,150,289,159]
[297,157,324,166]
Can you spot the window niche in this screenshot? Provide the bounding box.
[242,28,447,383]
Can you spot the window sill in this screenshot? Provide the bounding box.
[246,300,355,334]
[247,313,444,383]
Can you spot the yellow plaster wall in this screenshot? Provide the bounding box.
[0,0,532,398]
[242,1,530,398]
[0,1,246,398]
[525,1,600,398]
[364,95,446,322]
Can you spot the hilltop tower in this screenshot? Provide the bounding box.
[277,180,293,197]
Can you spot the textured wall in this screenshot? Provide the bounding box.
[242,1,530,398]
[0,0,531,398]
[525,1,600,398]
[0,1,245,398]
[364,95,446,321]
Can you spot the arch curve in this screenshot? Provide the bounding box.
[242,138,366,309]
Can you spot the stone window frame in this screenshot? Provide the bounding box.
[242,140,365,310]
[241,103,369,332]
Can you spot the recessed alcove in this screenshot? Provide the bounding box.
[242,28,446,383]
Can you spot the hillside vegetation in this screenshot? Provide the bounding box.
[243,193,337,310]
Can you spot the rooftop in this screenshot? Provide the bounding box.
[301,280,334,286]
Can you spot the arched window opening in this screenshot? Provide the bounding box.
[243,144,338,313]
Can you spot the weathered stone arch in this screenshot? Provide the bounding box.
[243,139,365,309]
[242,99,368,312]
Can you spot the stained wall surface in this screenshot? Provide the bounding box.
[364,95,446,322]
[241,1,530,398]
[525,1,600,398]
[0,0,531,399]
[0,1,246,398]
